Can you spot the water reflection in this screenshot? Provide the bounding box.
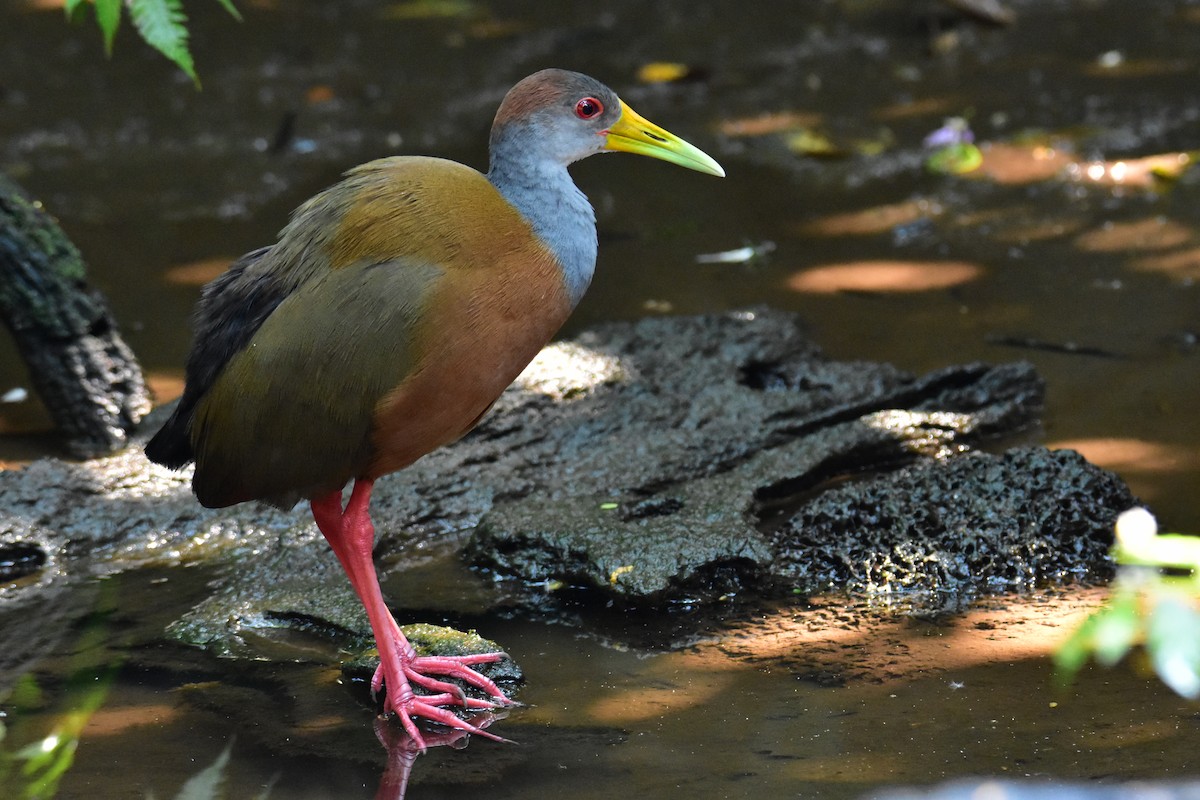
[0,579,117,800]
[372,713,501,800]
[0,665,116,799]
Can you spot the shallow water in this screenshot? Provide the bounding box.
[1,0,1198,797]
[5,566,1198,800]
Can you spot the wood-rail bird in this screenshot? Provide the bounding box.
[145,68,723,749]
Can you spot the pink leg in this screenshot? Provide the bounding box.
[311,479,515,751]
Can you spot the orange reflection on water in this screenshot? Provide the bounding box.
[162,258,233,287]
[991,215,1085,244]
[717,111,825,138]
[776,751,909,784]
[717,589,1110,679]
[873,95,961,121]
[974,143,1074,185]
[146,370,184,405]
[81,703,180,737]
[1075,217,1193,253]
[786,260,982,294]
[1133,245,1200,280]
[1049,438,1200,475]
[586,650,740,725]
[796,200,943,237]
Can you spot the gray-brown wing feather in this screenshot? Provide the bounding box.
[145,246,287,468]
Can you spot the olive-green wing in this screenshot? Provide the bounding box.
[189,257,443,509]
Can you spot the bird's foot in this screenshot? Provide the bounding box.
[382,688,514,752]
[373,645,517,751]
[372,651,515,704]
[310,482,516,749]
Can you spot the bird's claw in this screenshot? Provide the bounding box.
[372,647,515,706]
[370,645,517,751]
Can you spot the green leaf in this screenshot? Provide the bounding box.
[1091,592,1141,666]
[1147,596,1200,698]
[64,0,88,23]
[128,0,199,86]
[926,142,984,175]
[94,0,123,55]
[23,738,78,798]
[383,0,479,20]
[1054,613,1097,682]
[1130,532,1200,570]
[1054,589,1143,684]
[213,0,243,22]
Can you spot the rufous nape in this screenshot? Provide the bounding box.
[146,68,723,749]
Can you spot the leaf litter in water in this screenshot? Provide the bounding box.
[382,0,478,20]
[636,62,692,84]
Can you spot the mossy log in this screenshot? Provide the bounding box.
[0,173,150,457]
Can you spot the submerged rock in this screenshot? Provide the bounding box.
[165,535,521,689]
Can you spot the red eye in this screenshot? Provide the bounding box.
[575,97,604,119]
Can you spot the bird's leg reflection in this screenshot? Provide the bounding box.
[373,712,504,800]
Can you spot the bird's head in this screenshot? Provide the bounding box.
[490,68,724,177]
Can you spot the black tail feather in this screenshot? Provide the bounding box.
[146,245,281,473]
[144,404,195,469]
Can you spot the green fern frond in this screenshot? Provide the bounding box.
[63,0,88,23]
[128,0,199,86]
[213,0,243,22]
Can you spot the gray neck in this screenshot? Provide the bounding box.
[487,135,598,308]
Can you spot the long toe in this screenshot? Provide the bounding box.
[405,670,470,707]
[407,654,515,705]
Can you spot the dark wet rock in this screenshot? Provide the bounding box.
[774,447,1131,596]
[166,536,375,659]
[0,449,292,569]
[0,540,46,582]
[166,537,521,690]
[469,310,1066,603]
